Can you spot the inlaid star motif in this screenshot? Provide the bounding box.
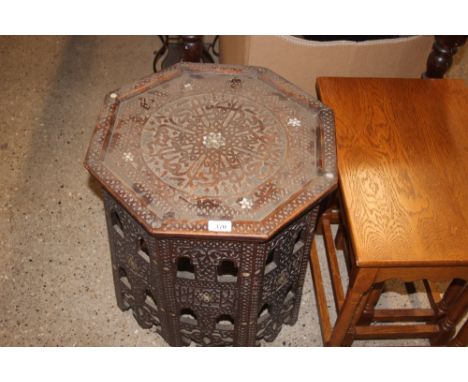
[287,117,301,127]
[239,197,253,209]
[203,132,225,149]
[123,152,134,162]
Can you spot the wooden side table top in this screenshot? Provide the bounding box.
[317,78,468,267]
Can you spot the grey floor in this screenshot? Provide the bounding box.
[1,36,466,346]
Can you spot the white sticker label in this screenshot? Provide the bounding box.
[208,220,232,232]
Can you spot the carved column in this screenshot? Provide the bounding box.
[422,35,467,78]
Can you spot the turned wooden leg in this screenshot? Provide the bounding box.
[448,319,468,347]
[181,35,204,63]
[422,35,467,79]
[154,35,207,72]
[329,268,377,346]
[431,286,468,346]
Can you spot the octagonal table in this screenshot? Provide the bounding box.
[84,63,337,346]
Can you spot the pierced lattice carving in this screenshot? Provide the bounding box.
[103,190,320,346]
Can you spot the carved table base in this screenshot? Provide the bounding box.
[103,189,320,346]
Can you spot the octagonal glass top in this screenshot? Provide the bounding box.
[85,63,337,238]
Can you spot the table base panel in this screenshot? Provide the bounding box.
[103,189,320,346]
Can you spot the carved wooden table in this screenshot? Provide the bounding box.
[84,63,337,346]
[313,77,468,346]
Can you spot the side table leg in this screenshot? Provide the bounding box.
[329,268,377,346]
[181,35,204,63]
[153,35,208,72]
[335,224,345,250]
[422,35,467,78]
[358,282,384,325]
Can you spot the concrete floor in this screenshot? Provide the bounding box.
[0,36,466,346]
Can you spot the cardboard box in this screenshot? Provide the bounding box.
[219,35,434,97]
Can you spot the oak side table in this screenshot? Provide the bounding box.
[313,77,468,346]
[84,63,337,346]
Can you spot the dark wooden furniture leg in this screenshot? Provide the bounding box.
[180,35,204,63]
[153,35,216,72]
[422,35,467,78]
